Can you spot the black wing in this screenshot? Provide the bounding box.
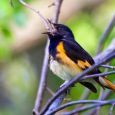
[62,39,95,66]
[62,39,97,93]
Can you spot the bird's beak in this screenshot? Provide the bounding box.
[47,20,57,34]
[42,19,57,36]
[42,32,51,35]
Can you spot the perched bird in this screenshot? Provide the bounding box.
[44,22,115,93]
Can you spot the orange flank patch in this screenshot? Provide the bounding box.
[56,41,82,76]
[77,60,91,69]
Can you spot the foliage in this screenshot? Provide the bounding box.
[0,0,115,115]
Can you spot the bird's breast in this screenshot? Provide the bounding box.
[49,55,82,81]
[49,41,83,80]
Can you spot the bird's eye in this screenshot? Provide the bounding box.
[64,35,66,37]
[58,28,62,31]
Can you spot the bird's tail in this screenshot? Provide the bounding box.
[94,70,115,92]
[98,77,115,91]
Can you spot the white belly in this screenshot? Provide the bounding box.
[49,58,81,81]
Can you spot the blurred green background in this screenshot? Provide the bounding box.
[0,0,115,115]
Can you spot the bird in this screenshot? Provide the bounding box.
[44,22,115,93]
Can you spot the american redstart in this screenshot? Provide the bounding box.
[44,21,115,93]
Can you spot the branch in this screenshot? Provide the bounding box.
[96,15,115,54]
[46,87,55,96]
[109,103,115,115]
[81,71,115,80]
[45,92,67,115]
[18,1,50,114]
[94,38,115,62]
[19,0,49,30]
[53,0,63,23]
[62,100,115,115]
[33,41,49,115]
[47,100,115,115]
[29,0,64,114]
[100,65,115,70]
[90,62,110,115]
[37,1,64,115]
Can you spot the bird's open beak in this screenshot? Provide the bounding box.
[42,19,58,37]
[42,32,50,35]
[44,20,57,35]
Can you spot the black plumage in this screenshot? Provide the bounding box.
[45,23,115,92]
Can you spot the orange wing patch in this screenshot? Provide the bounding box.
[56,41,65,54]
[56,42,91,71]
[77,60,91,69]
[56,41,82,75]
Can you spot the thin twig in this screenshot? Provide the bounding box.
[109,103,115,115]
[47,100,115,115]
[80,89,90,100]
[26,0,63,114]
[46,87,55,96]
[88,81,115,115]
[62,100,115,115]
[42,1,64,114]
[90,63,110,115]
[18,0,50,114]
[100,65,115,70]
[94,39,115,62]
[45,92,67,115]
[81,71,115,80]
[33,41,49,115]
[19,0,50,30]
[53,0,64,23]
[94,88,104,115]
[96,15,115,54]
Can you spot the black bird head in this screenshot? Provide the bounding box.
[43,21,75,41]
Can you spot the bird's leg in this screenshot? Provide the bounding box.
[60,80,69,88]
[58,80,72,95]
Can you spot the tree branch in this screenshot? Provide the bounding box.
[81,71,115,80]
[109,103,115,115]
[29,0,64,114]
[62,99,115,115]
[18,1,50,114]
[48,100,115,115]
[33,41,49,115]
[19,0,50,30]
[53,0,63,23]
[100,65,115,70]
[96,15,115,54]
